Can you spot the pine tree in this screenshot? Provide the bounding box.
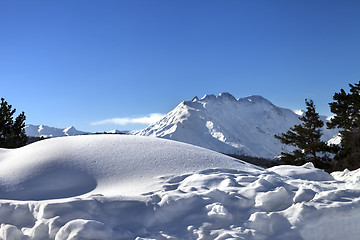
[0,98,28,148]
[327,81,360,170]
[275,99,330,168]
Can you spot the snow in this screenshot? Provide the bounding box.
[293,109,304,116]
[25,93,339,161]
[106,129,128,134]
[134,93,338,159]
[268,162,334,181]
[0,135,360,239]
[25,124,88,138]
[327,133,342,145]
[0,135,255,200]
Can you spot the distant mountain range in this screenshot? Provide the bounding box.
[26,93,339,159]
[133,93,338,159]
[25,125,128,138]
[25,124,89,138]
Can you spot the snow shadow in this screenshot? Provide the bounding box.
[0,168,97,201]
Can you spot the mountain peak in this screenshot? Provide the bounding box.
[246,95,272,104]
[26,124,88,138]
[191,96,199,102]
[200,94,217,101]
[218,92,237,101]
[198,92,238,103]
[107,129,128,134]
[135,93,338,159]
[197,93,269,104]
[64,126,76,131]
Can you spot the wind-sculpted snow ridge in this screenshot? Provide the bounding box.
[134,93,338,159]
[0,135,359,240]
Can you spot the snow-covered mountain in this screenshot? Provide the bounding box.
[106,129,129,134]
[134,93,338,159]
[25,124,89,138]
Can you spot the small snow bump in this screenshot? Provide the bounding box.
[326,115,335,121]
[303,162,315,168]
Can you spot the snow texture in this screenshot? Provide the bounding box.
[0,135,359,240]
[134,93,338,159]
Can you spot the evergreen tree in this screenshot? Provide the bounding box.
[275,99,330,168]
[327,81,360,170]
[0,98,28,148]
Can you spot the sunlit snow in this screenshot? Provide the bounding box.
[293,109,304,116]
[25,124,88,138]
[135,93,339,159]
[0,135,359,239]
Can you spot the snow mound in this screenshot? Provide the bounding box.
[1,135,360,240]
[269,162,334,181]
[0,135,258,200]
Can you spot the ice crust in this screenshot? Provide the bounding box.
[0,135,359,240]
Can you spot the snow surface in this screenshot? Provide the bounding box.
[134,93,338,159]
[0,135,257,200]
[0,135,359,240]
[327,133,342,145]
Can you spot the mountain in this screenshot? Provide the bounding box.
[25,124,89,138]
[134,93,338,159]
[106,129,129,134]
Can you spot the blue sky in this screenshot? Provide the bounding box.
[1,0,359,132]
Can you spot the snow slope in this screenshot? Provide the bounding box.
[134,93,338,159]
[0,135,359,240]
[0,135,256,200]
[25,124,89,138]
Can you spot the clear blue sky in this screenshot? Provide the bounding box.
[1,0,359,132]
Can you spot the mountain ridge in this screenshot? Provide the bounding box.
[25,93,338,159]
[25,124,89,138]
[134,93,338,159]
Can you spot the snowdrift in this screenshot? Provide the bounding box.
[0,135,256,200]
[0,135,359,240]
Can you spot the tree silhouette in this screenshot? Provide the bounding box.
[275,99,330,168]
[0,98,28,148]
[328,81,360,170]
